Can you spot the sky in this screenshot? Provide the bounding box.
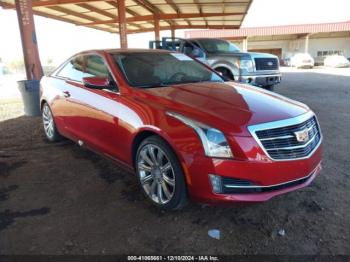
[0,0,350,65]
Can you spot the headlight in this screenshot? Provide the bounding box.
[240,59,254,72]
[166,112,233,158]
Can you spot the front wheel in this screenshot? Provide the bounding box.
[42,103,61,142]
[215,68,234,81]
[135,136,188,210]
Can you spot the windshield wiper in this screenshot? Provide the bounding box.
[136,82,170,89]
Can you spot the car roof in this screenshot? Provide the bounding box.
[76,48,172,56]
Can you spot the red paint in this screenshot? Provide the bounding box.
[40,49,322,204]
[82,76,109,88]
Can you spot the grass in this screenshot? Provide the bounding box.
[0,97,24,122]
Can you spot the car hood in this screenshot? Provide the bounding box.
[139,82,309,136]
[207,52,278,59]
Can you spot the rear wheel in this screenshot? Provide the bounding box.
[135,136,188,210]
[42,103,61,142]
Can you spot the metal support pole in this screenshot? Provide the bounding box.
[242,37,248,52]
[305,34,309,53]
[154,17,160,41]
[14,0,43,80]
[171,27,175,39]
[117,0,127,48]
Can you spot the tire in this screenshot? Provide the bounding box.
[215,68,234,81]
[135,136,188,210]
[42,102,61,142]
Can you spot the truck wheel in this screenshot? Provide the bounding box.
[215,68,234,81]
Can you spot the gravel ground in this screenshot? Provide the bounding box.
[0,69,349,255]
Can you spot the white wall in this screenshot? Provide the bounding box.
[308,37,350,58]
[245,37,350,59]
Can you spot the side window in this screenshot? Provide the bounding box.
[57,56,85,82]
[183,41,194,56]
[85,55,118,91]
[85,55,109,78]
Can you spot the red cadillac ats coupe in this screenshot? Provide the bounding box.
[40,49,322,210]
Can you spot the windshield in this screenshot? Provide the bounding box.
[197,39,240,53]
[113,52,223,88]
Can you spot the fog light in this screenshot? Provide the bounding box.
[209,174,223,194]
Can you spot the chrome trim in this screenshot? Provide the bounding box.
[259,134,294,141]
[240,74,282,79]
[248,111,323,161]
[224,166,318,189]
[267,131,318,151]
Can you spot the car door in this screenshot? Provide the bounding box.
[56,54,122,158]
[53,55,86,138]
[75,54,122,157]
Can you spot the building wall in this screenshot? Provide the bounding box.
[308,37,350,58]
[231,36,350,59]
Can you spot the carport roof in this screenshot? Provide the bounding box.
[0,0,253,33]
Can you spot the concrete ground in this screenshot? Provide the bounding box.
[0,69,349,255]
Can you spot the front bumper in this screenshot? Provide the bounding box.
[239,74,281,87]
[186,145,322,204]
[296,63,314,68]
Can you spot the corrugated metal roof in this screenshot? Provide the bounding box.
[185,22,350,38]
[0,0,253,34]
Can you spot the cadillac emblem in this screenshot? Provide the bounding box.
[294,129,309,143]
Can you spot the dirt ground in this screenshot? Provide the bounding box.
[0,69,349,255]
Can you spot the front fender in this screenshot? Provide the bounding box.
[210,60,240,76]
[131,114,209,186]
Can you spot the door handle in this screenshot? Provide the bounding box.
[63,91,70,98]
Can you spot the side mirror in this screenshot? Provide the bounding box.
[82,76,109,89]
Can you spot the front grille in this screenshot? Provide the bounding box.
[254,58,279,70]
[250,114,322,160]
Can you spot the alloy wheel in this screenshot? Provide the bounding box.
[42,104,54,139]
[137,144,176,205]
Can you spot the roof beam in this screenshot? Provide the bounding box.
[1,0,251,8]
[0,1,115,33]
[2,0,104,8]
[151,2,250,6]
[108,1,139,17]
[78,12,245,26]
[133,0,161,14]
[2,0,143,20]
[129,25,239,34]
[133,0,174,28]
[77,2,142,29]
[164,0,180,13]
[48,6,99,22]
